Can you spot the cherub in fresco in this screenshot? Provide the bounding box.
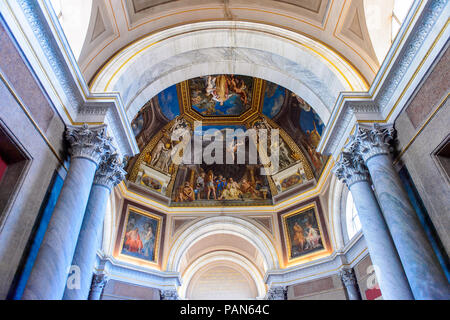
[205,170,217,200]
[229,75,249,106]
[206,75,232,106]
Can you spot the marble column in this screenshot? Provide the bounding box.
[266,287,287,300]
[160,289,179,300]
[334,151,413,300]
[22,124,112,300]
[88,274,109,300]
[353,124,450,300]
[63,154,126,300]
[339,268,362,300]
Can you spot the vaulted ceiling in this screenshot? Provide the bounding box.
[75,0,380,86]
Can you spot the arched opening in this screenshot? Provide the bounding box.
[166,216,279,299]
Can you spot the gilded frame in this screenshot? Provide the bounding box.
[281,202,328,264]
[118,205,163,266]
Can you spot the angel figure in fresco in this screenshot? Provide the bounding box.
[229,75,249,106]
[226,139,245,162]
[205,170,217,200]
[206,75,232,106]
[142,223,155,258]
[292,222,306,252]
[124,225,143,253]
[153,142,172,172]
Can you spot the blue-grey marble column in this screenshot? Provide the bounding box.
[63,154,126,300]
[353,124,450,300]
[335,151,413,300]
[22,125,112,300]
[339,268,362,300]
[88,274,109,300]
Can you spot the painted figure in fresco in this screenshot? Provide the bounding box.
[240,178,260,199]
[206,170,217,200]
[215,175,227,198]
[124,225,143,253]
[292,222,306,253]
[176,182,196,202]
[142,223,155,258]
[305,221,321,249]
[154,142,172,172]
[226,139,245,162]
[219,178,243,200]
[195,172,205,200]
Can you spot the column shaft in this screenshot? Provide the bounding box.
[62,184,110,300]
[350,181,413,299]
[366,154,450,299]
[22,157,97,300]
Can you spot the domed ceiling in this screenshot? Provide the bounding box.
[127,75,327,207]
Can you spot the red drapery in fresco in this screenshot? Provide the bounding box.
[0,154,7,182]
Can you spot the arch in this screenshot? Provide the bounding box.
[166,216,280,273]
[180,251,266,300]
[90,21,368,123]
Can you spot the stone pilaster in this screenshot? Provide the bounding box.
[351,123,450,300]
[334,148,413,300]
[63,153,126,300]
[22,125,113,300]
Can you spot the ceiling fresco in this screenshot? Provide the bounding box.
[128,75,327,207]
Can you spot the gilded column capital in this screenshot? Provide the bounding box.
[66,124,114,165]
[266,286,287,300]
[93,154,127,190]
[339,268,358,287]
[353,124,395,163]
[334,149,370,188]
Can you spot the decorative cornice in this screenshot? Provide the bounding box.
[65,124,114,165]
[339,268,357,287]
[94,153,127,190]
[16,0,82,112]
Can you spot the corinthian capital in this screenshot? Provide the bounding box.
[353,124,395,163]
[266,286,287,300]
[339,268,357,287]
[66,124,114,165]
[94,154,127,190]
[334,150,370,188]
